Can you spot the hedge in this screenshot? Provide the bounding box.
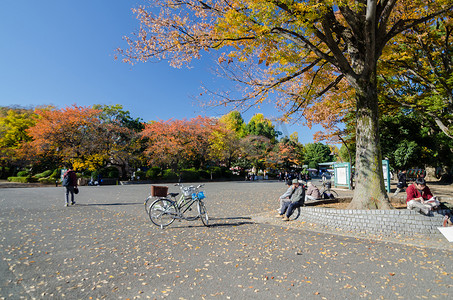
[7,176,36,183]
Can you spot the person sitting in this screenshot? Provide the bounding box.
[281,179,305,221]
[393,169,407,196]
[276,180,294,218]
[406,178,440,215]
[305,182,321,202]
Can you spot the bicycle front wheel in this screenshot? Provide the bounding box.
[198,201,209,226]
[149,199,177,227]
[328,190,339,199]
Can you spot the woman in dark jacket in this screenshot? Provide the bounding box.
[63,168,78,206]
[393,169,407,196]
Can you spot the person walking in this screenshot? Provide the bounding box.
[62,168,78,207]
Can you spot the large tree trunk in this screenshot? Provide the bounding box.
[348,80,392,209]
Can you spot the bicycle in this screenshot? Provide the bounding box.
[319,181,338,199]
[146,184,209,228]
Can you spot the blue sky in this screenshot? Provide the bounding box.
[0,0,324,144]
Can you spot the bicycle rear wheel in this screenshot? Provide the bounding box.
[198,201,209,226]
[149,199,177,227]
[144,196,153,214]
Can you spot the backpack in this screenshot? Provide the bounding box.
[62,172,71,187]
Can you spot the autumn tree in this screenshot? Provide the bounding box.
[140,116,220,171]
[26,105,106,170]
[118,0,452,209]
[239,135,273,171]
[0,106,36,177]
[219,111,246,138]
[267,136,304,170]
[93,104,144,177]
[212,114,243,167]
[245,113,279,142]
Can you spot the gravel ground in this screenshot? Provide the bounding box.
[0,181,452,299]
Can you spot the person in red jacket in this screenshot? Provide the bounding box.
[406,178,439,215]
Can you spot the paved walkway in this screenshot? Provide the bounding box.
[1,181,452,299]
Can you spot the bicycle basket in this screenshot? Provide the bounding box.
[151,185,168,197]
[182,186,196,199]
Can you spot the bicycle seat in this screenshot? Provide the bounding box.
[169,193,179,198]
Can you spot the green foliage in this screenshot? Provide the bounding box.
[38,177,56,184]
[34,170,53,178]
[17,170,30,177]
[393,140,418,169]
[180,168,200,181]
[93,104,144,132]
[134,170,146,180]
[304,143,332,168]
[105,167,120,178]
[245,114,278,142]
[92,166,120,178]
[339,143,356,165]
[209,166,223,177]
[7,176,37,183]
[232,157,253,171]
[219,111,246,138]
[0,107,35,150]
[162,169,178,180]
[50,169,61,180]
[146,167,161,180]
[7,177,28,183]
[379,111,453,169]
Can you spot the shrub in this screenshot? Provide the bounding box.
[133,170,146,180]
[92,167,120,179]
[105,166,119,178]
[180,168,200,181]
[50,169,61,180]
[198,169,210,180]
[35,170,53,178]
[209,166,224,178]
[7,176,32,183]
[38,177,56,184]
[162,169,178,180]
[17,170,30,177]
[146,167,161,180]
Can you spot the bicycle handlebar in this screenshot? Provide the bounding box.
[174,183,204,188]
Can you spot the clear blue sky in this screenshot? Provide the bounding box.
[0,0,324,144]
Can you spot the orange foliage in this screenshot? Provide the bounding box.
[140,116,221,168]
[26,105,102,166]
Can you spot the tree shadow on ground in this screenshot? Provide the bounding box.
[77,202,142,206]
[156,216,254,229]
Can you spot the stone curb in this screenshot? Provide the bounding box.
[251,210,453,251]
[300,206,451,236]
